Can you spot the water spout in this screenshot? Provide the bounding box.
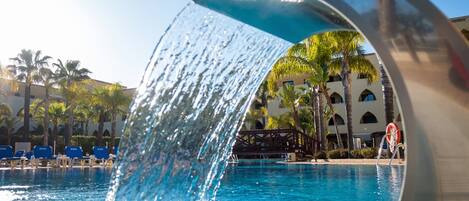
[106,4,290,200]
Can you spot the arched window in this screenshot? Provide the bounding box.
[357,73,368,79]
[104,129,110,136]
[328,75,342,82]
[330,92,343,104]
[359,89,376,102]
[255,120,264,129]
[360,112,378,124]
[328,114,345,126]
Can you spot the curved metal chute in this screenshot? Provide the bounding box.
[194,0,469,200]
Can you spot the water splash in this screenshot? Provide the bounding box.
[107,3,290,201]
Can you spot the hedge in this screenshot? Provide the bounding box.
[314,151,327,159]
[0,135,120,155]
[325,148,378,159]
[327,149,349,159]
[360,147,378,159]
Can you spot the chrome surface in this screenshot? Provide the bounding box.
[195,0,469,200]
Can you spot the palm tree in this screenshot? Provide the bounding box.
[36,67,56,145]
[0,104,19,145]
[380,65,394,124]
[0,64,17,98]
[101,84,131,153]
[49,101,66,144]
[74,102,96,136]
[242,104,267,130]
[92,86,108,146]
[326,31,379,151]
[8,50,51,140]
[267,34,344,149]
[276,85,304,133]
[266,113,294,129]
[53,59,90,145]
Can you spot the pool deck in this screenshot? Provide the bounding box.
[278,159,405,166]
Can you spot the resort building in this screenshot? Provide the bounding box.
[0,79,135,137]
[451,15,469,41]
[249,53,400,148]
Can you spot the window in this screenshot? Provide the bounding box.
[360,112,378,124]
[330,93,343,104]
[328,114,345,126]
[357,73,368,79]
[328,75,342,82]
[255,120,264,129]
[104,112,111,122]
[359,89,376,102]
[282,80,294,86]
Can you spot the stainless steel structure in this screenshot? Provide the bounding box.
[194,0,469,200]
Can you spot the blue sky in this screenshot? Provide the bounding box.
[0,0,467,88]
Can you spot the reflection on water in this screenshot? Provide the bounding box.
[107,3,290,200]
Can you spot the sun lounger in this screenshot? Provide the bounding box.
[15,150,25,158]
[32,145,57,168]
[91,146,112,167]
[64,146,91,167]
[0,145,23,168]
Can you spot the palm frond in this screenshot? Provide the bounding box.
[348,56,379,83]
[287,43,307,57]
[271,56,314,80]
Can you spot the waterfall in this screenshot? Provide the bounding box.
[106,3,290,201]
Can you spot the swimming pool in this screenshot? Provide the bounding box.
[0,160,403,201]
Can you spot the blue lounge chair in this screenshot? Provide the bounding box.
[0,145,14,160]
[65,146,90,167]
[25,151,33,160]
[15,150,25,158]
[0,145,22,168]
[92,146,112,167]
[32,145,56,168]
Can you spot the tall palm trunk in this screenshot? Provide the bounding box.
[85,120,89,136]
[322,87,344,148]
[52,122,58,145]
[23,83,31,140]
[260,90,268,127]
[64,81,73,146]
[7,128,12,145]
[311,88,321,151]
[291,106,302,133]
[110,114,117,154]
[318,92,326,151]
[97,111,105,146]
[43,88,50,145]
[341,58,354,152]
[381,66,394,124]
[64,101,73,145]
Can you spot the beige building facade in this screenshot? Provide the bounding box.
[264,53,400,148]
[0,79,135,137]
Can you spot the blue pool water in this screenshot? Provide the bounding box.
[0,161,403,201]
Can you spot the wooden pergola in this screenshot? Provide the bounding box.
[233,129,316,158]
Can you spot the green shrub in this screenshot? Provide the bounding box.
[360,147,378,159]
[327,149,340,159]
[327,149,349,159]
[350,149,363,159]
[314,151,327,159]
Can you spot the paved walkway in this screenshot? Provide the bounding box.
[278,159,405,166]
